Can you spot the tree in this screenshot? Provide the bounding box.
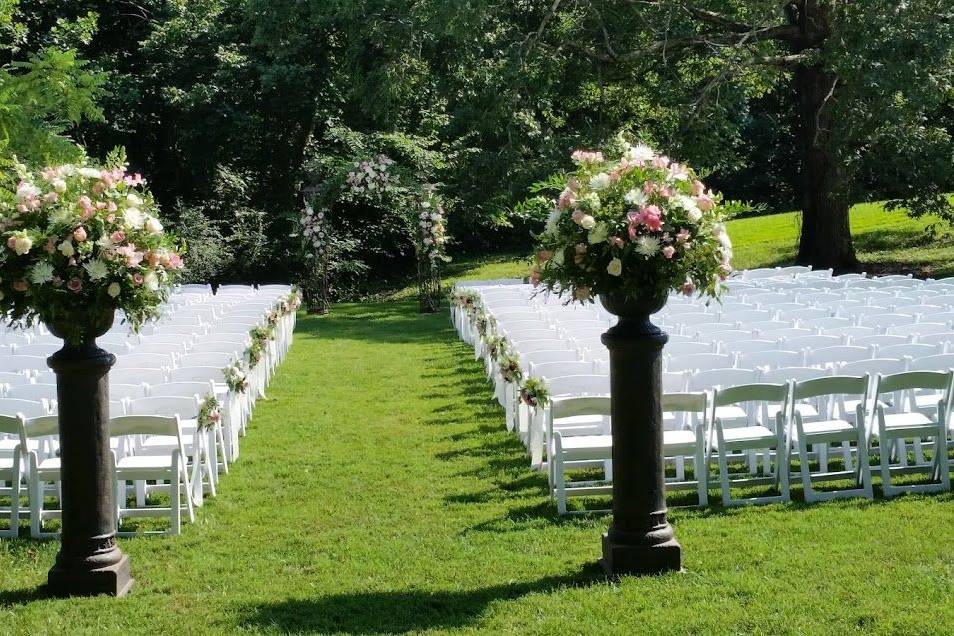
[545,0,954,271]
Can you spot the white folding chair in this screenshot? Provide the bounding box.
[786,375,873,502]
[662,392,710,507]
[0,414,23,537]
[709,383,791,506]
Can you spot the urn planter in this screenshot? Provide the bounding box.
[599,292,681,575]
[45,311,133,597]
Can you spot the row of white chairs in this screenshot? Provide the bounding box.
[453,272,954,511]
[0,284,297,536]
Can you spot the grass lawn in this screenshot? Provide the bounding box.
[406,201,954,290]
[1,301,952,633]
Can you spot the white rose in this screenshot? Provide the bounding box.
[58,240,75,257]
[624,189,647,206]
[78,167,101,179]
[16,182,40,199]
[143,271,159,292]
[107,282,121,298]
[588,173,611,191]
[126,193,144,207]
[580,215,596,230]
[625,144,656,164]
[144,217,163,234]
[606,258,623,277]
[12,235,33,255]
[123,208,145,229]
[52,178,67,193]
[686,206,702,222]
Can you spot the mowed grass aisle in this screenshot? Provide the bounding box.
[1,302,953,633]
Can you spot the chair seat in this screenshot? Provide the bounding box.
[716,426,776,446]
[117,455,174,470]
[793,419,856,444]
[37,457,61,471]
[881,412,937,433]
[0,457,15,471]
[558,434,612,461]
[663,429,697,447]
[553,414,607,436]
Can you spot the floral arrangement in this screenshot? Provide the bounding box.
[197,393,221,432]
[415,189,449,263]
[531,136,733,303]
[300,203,328,256]
[0,158,183,343]
[520,377,549,408]
[451,289,479,314]
[345,154,395,196]
[223,362,249,393]
[484,334,509,361]
[498,353,522,384]
[474,309,490,337]
[247,325,272,368]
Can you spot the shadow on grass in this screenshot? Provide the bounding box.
[295,300,457,345]
[237,565,606,634]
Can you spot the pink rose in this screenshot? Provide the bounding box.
[107,201,117,212]
[691,180,705,196]
[12,280,28,292]
[168,253,184,269]
[73,227,88,242]
[146,251,161,267]
[111,231,126,243]
[106,214,116,223]
[132,273,144,286]
[575,243,587,255]
[537,250,552,263]
[67,278,83,293]
[652,155,670,169]
[571,210,585,224]
[676,229,691,244]
[574,286,591,301]
[43,192,59,204]
[530,270,541,287]
[681,281,696,296]
[696,194,715,211]
[609,236,624,248]
[78,195,93,211]
[643,181,655,195]
[6,237,15,249]
[662,246,676,259]
[92,181,106,195]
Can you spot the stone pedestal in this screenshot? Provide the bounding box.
[46,320,133,597]
[599,293,681,576]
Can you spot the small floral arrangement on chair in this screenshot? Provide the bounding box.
[531,135,734,303]
[223,362,249,393]
[520,377,549,408]
[0,156,184,343]
[484,334,509,361]
[498,353,522,383]
[474,309,490,337]
[197,393,221,431]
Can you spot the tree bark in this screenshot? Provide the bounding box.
[791,3,859,272]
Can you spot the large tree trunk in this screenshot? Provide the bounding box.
[793,64,857,271]
[791,4,858,272]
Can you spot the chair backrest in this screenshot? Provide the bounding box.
[127,396,199,419]
[518,350,580,366]
[503,329,557,342]
[166,366,226,384]
[21,414,59,439]
[114,353,175,369]
[886,323,948,339]
[550,396,611,419]
[662,371,689,393]
[783,335,842,351]
[0,398,48,419]
[0,413,22,436]
[189,342,244,357]
[147,381,214,399]
[839,357,907,377]
[112,368,169,388]
[0,355,47,373]
[805,345,871,368]
[907,353,954,372]
[179,352,235,368]
[737,350,803,370]
[876,370,953,395]
[665,341,713,357]
[874,343,938,361]
[722,339,778,355]
[703,329,755,344]
[756,327,812,341]
[792,374,868,401]
[544,374,610,397]
[529,361,597,379]
[0,371,33,387]
[666,353,734,373]
[858,313,917,329]
[662,391,708,414]
[12,343,60,357]
[802,316,852,331]
[760,366,831,384]
[109,413,181,437]
[713,382,789,408]
[6,384,56,403]
[719,309,775,324]
[688,367,758,392]
[510,339,574,355]
[827,326,876,340]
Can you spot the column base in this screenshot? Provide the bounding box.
[600,532,682,576]
[47,553,134,598]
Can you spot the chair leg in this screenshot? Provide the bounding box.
[718,448,732,507]
[170,467,181,536]
[879,432,895,497]
[554,434,567,515]
[694,445,708,508]
[29,476,41,539]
